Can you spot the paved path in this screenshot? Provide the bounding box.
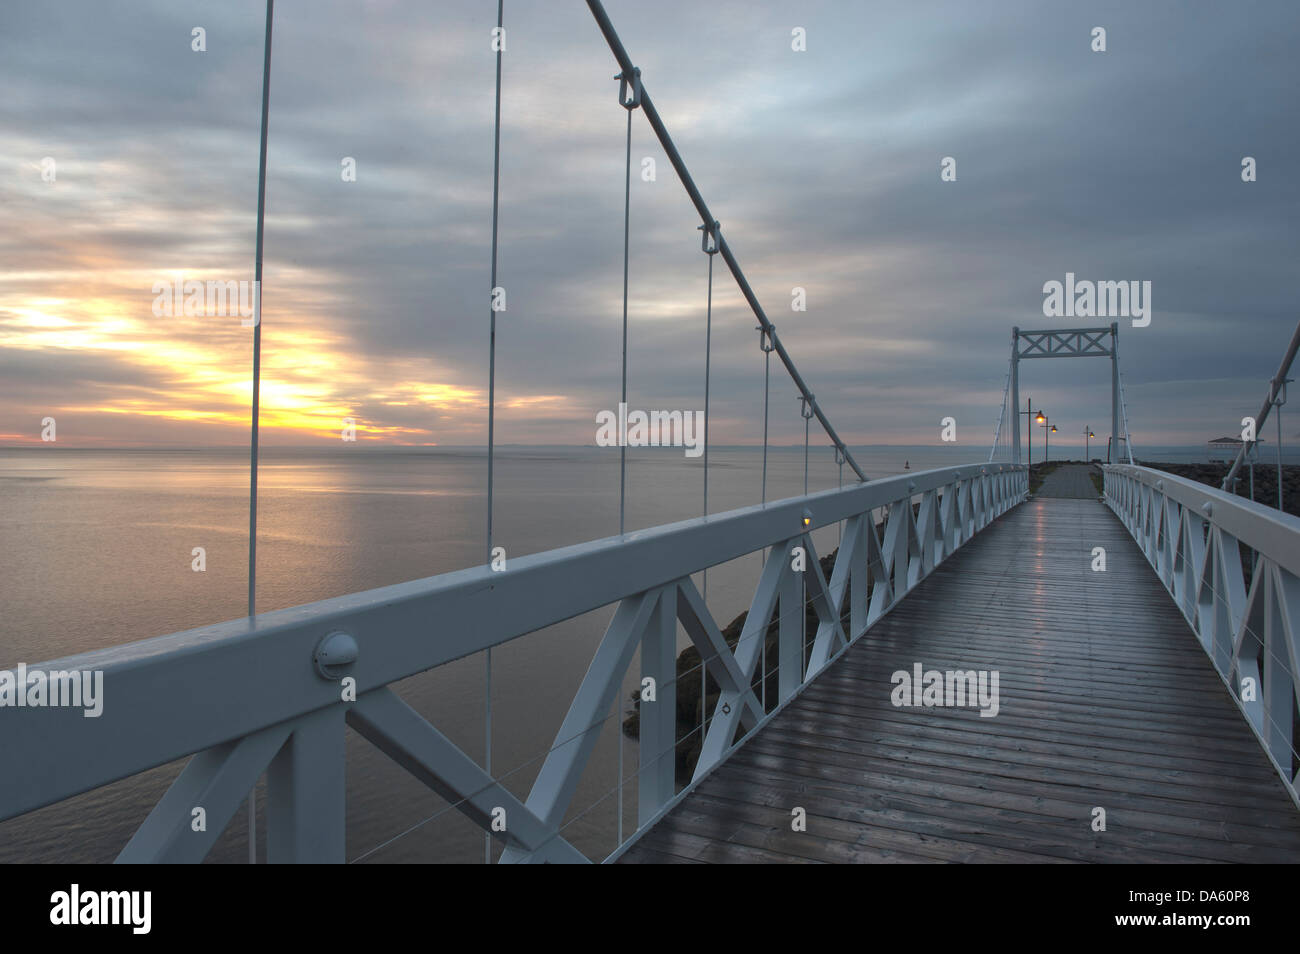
[620,498,1300,864]
[1036,463,1100,499]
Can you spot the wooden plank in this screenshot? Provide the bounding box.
[620,498,1300,864]
[700,758,1298,855]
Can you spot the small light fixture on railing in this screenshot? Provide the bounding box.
[314,631,358,681]
[1202,502,1214,518]
[801,508,812,529]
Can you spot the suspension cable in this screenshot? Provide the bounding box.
[1221,316,1300,491]
[698,221,719,747]
[835,445,845,545]
[1274,381,1289,511]
[585,0,866,482]
[988,360,1012,463]
[245,0,275,866]
[759,325,774,504]
[608,73,639,845]
[617,68,641,535]
[800,394,815,496]
[699,220,718,599]
[1115,351,1137,464]
[482,0,505,866]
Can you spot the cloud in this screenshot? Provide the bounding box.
[1,0,1297,449]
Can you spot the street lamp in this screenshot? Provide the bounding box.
[1017,398,1038,466]
[1084,427,1096,462]
[1036,412,1054,462]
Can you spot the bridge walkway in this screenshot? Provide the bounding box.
[619,497,1300,863]
[1036,463,1103,499]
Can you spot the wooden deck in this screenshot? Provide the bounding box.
[1035,462,1102,499]
[619,497,1300,864]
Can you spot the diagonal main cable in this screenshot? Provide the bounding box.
[586,0,867,483]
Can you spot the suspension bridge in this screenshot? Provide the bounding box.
[4,0,1300,864]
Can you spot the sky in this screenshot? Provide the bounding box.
[1,0,1298,451]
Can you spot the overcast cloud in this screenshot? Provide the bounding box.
[1,0,1297,450]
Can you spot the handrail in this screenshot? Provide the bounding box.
[2,461,1027,862]
[1103,464,1300,803]
[1107,464,1300,573]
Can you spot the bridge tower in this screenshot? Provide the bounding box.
[1009,323,1123,465]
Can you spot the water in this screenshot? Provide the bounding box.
[0,442,1263,862]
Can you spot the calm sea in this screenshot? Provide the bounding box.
[0,442,1261,862]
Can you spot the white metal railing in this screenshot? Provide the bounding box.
[1,461,1026,863]
[1104,464,1300,802]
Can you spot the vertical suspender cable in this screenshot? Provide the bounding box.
[1116,354,1136,464]
[619,108,630,535]
[697,221,717,771]
[988,362,1011,462]
[699,222,717,594]
[701,246,712,751]
[803,411,809,495]
[618,74,639,534]
[800,395,813,495]
[586,0,867,482]
[1221,317,1300,492]
[702,251,712,526]
[484,0,505,865]
[799,396,813,662]
[246,0,275,866]
[1276,388,1285,511]
[613,64,640,848]
[757,325,774,709]
[760,326,773,504]
[1249,441,1255,501]
[836,447,844,545]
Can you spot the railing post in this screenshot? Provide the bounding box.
[1262,567,1297,769]
[266,706,347,863]
[638,586,677,825]
[778,546,803,703]
[847,514,868,638]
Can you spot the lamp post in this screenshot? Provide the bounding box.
[1018,398,1036,466]
[1035,411,1053,463]
[1084,427,1095,462]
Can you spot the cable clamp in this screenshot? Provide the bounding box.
[698,220,720,255]
[1272,377,1292,407]
[799,395,816,420]
[616,68,642,110]
[757,324,775,353]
